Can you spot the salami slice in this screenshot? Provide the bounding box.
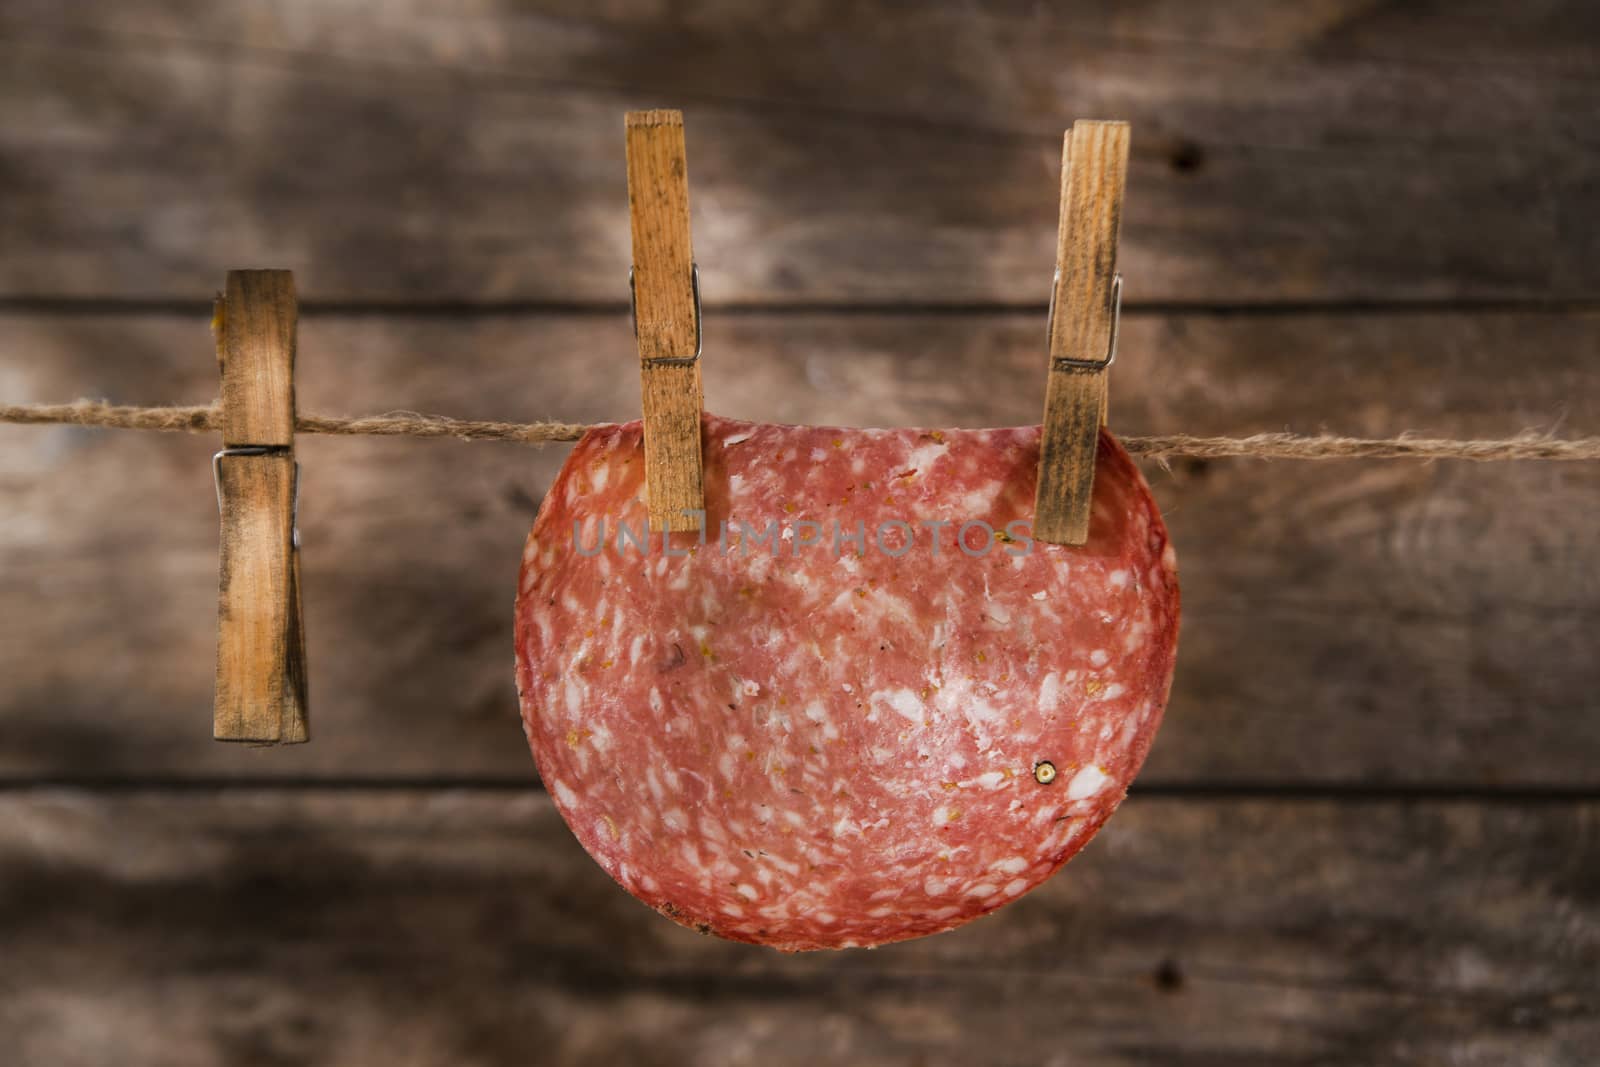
[515,413,1178,950]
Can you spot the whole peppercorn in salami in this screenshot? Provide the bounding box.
[515,414,1179,950]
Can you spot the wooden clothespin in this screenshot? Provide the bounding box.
[625,109,704,533]
[1034,121,1130,546]
[212,269,308,744]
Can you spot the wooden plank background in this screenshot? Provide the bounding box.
[2,790,1595,1065]
[0,3,1596,1064]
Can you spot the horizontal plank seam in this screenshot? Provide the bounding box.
[2,778,1598,803]
[223,954,1591,1003]
[493,959,1600,1003]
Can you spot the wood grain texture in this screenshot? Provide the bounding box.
[1,308,1594,783]
[218,272,296,448]
[1037,122,1127,544]
[0,2,1595,302]
[626,109,705,532]
[213,453,306,743]
[0,789,1594,1066]
[0,8,1591,1060]
[213,270,308,744]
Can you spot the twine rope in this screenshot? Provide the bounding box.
[3,400,1597,463]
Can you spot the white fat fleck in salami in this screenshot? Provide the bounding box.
[514,413,1179,951]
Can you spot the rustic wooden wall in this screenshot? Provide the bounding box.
[0,3,1596,1064]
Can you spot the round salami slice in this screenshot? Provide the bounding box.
[515,413,1178,950]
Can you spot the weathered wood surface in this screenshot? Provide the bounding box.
[627,109,706,532]
[1,1,1597,302]
[0,5,1593,1062]
[213,270,309,743]
[1036,121,1127,544]
[0,789,1593,1066]
[2,309,1595,783]
[213,451,306,744]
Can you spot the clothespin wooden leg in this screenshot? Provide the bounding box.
[1034,121,1130,546]
[213,269,309,744]
[625,109,705,534]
